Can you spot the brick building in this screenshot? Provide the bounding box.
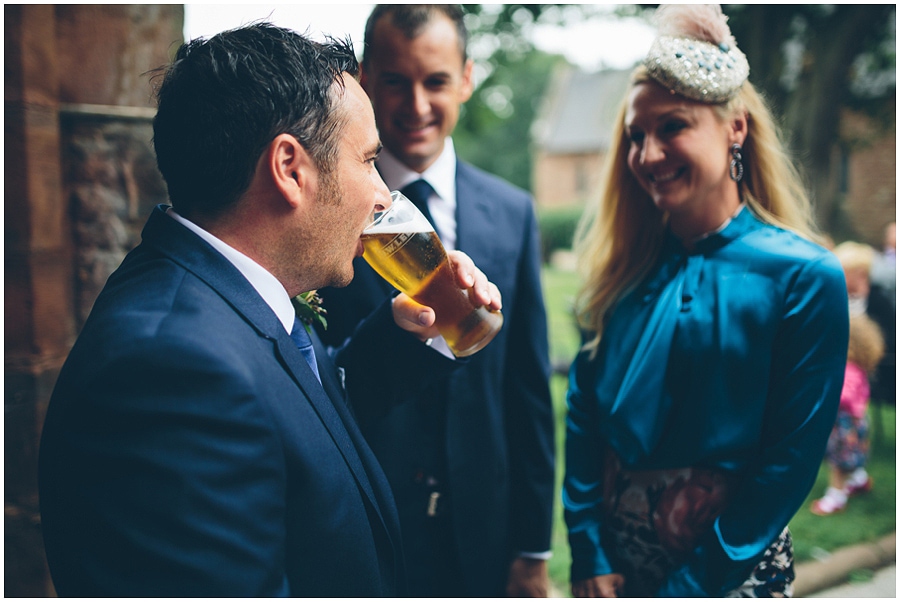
[531,66,632,209]
[841,109,897,246]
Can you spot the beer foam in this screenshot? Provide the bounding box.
[365,199,434,234]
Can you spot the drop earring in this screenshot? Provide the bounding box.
[730,144,744,182]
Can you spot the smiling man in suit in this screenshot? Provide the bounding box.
[315,5,556,597]
[38,23,501,597]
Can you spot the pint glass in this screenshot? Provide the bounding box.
[361,191,503,357]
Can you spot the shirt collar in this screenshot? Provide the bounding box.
[376,137,458,205]
[166,208,295,334]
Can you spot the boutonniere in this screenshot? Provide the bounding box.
[292,290,328,333]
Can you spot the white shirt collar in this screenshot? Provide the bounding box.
[376,138,458,206]
[166,208,295,334]
[376,138,459,249]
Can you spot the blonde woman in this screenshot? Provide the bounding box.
[564,5,849,597]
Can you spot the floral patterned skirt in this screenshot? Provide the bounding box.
[599,448,794,597]
[825,408,870,472]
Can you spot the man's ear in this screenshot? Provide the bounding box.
[459,58,475,104]
[267,133,317,209]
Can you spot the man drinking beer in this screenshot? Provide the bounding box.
[39,22,500,597]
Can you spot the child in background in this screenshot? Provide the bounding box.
[811,312,885,515]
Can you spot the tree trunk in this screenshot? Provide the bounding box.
[728,5,894,232]
[784,6,893,231]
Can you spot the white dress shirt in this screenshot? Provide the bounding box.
[375,138,459,251]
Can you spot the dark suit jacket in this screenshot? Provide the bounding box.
[38,205,455,597]
[867,283,896,403]
[317,160,556,595]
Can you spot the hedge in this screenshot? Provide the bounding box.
[537,204,585,264]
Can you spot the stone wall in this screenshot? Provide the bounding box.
[62,113,169,326]
[5,5,182,596]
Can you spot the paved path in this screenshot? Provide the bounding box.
[805,563,895,597]
[547,533,896,598]
[794,532,896,598]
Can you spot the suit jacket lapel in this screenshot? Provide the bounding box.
[272,333,384,505]
[140,205,393,534]
[454,163,495,258]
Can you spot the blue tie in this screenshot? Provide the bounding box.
[290,317,321,383]
[401,179,438,235]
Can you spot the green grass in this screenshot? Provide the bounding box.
[541,266,580,593]
[789,402,896,561]
[539,264,896,593]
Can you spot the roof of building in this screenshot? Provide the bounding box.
[533,66,633,155]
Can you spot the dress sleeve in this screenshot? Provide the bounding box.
[563,352,616,582]
[658,254,849,596]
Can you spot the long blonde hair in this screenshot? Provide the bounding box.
[573,67,820,348]
[847,313,885,374]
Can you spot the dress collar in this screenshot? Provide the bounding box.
[667,204,758,255]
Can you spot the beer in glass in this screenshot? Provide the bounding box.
[361,191,503,357]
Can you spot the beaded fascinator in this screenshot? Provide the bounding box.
[643,4,749,103]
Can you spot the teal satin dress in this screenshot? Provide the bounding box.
[564,206,849,596]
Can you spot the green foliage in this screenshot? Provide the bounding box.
[453,5,604,192]
[537,205,584,264]
[723,5,896,232]
[848,568,875,583]
[462,4,603,36]
[454,48,564,191]
[725,5,896,120]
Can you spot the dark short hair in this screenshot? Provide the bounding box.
[362,4,467,68]
[151,23,358,216]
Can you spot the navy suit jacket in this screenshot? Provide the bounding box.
[317,160,556,595]
[39,205,454,596]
